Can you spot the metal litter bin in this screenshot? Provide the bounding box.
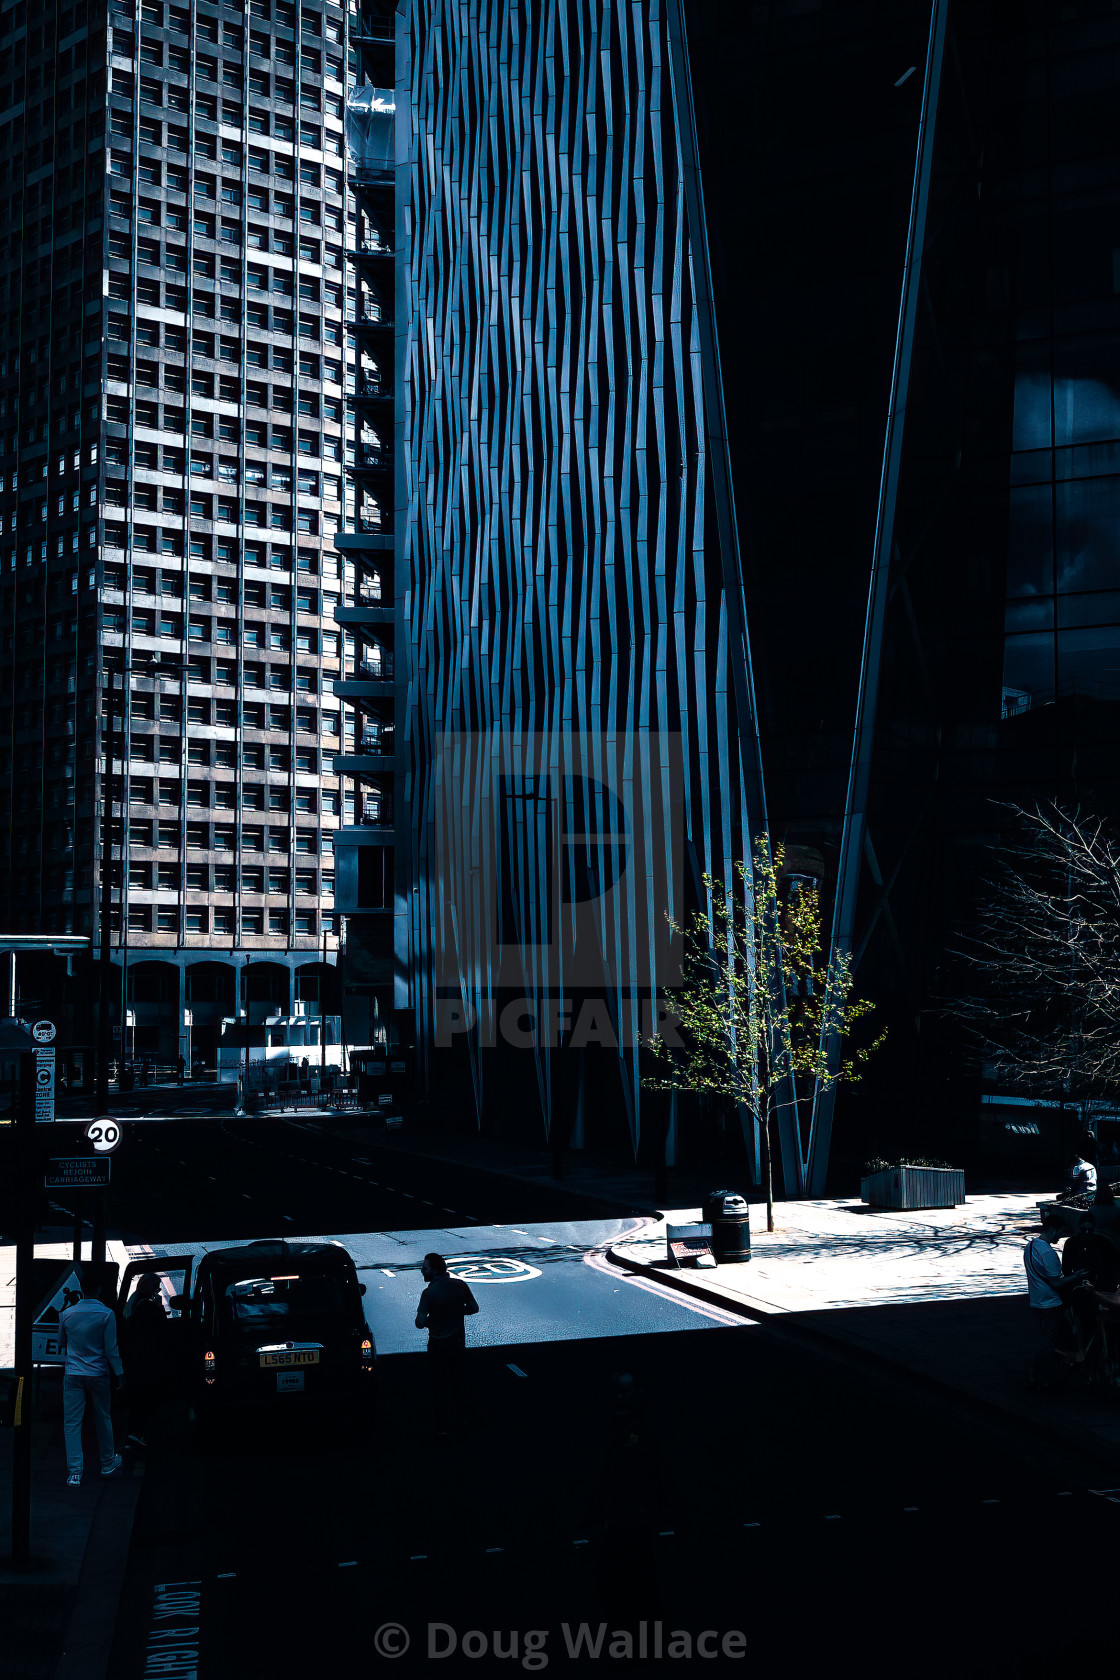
[703,1190,751,1263]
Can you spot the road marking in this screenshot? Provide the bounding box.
[241,1193,252,1200]
[824,1515,841,1521]
[903,1507,919,1512]
[217,1572,236,1579]
[282,1214,294,1222]
[573,1539,588,1546]
[659,1531,674,1538]
[411,1554,427,1561]
[485,1547,502,1554]
[506,1363,528,1378]
[380,1269,395,1278]
[981,1499,999,1505]
[744,1523,760,1528]
[338,1561,357,1568]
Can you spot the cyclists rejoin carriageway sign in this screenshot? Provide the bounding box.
[43,1157,111,1189]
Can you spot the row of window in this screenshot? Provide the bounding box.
[105,476,341,512]
[111,696,330,732]
[110,115,343,159]
[118,199,344,238]
[123,779,328,812]
[103,542,325,576]
[108,153,343,196]
[123,739,326,770]
[103,402,341,447]
[113,613,339,654]
[120,904,322,936]
[125,819,330,853]
[128,1,340,43]
[114,573,329,613]
[129,861,330,893]
[100,652,324,693]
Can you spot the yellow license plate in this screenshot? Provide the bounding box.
[259,1350,320,1368]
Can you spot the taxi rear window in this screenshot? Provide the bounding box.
[223,1272,353,1326]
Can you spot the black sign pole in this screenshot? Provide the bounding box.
[10,1051,36,1569]
[90,1179,106,1269]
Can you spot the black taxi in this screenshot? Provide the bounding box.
[145,1238,376,1435]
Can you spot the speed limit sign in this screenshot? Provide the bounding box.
[86,1117,122,1154]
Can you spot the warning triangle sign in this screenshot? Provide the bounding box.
[33,1268,84,1329]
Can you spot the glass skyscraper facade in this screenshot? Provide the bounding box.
[399,0,1120,1182]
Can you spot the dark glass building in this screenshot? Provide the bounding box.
[395,0,1120,1182]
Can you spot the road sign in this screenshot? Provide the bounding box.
[34,1046,55,1124]
[31,1265,85,1364]
[86,1117,122,1154]
[43,1156,110,1190]
[445,1256,542,1284]
[30,1020,56,1044]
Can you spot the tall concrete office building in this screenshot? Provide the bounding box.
[0,0,361,1071]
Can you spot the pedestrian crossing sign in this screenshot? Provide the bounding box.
[31,1267,84,1364]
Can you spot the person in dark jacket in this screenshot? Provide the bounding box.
[121,1273,172,1448]
[414,1253,479,1436]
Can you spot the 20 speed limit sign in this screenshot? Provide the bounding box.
[86,1118,122,1154]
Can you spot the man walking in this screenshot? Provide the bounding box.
[59,1270,123,1486]
[1024,1216,1087,1390]
[414,1254,479,1436]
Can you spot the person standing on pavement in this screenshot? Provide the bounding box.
[58,1270,124,1486]
[1066,1153,1097,1199]
[414,1254,479,1436]
[176,1054,186,1086]
[120,1272,172,1448]
[1024,1216,1087,1390]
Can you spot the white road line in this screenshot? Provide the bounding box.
[485,1547,502,1554]
[217,1572,236,1579]
[411,1554,427,1561]
[282,1215,295,1222]
[380,1269,395,1278]
[338,1561,357,1568]
[506,1363,528,1378]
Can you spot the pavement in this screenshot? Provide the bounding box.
[0,1372,143,1680]
[608,1193,1120,1467]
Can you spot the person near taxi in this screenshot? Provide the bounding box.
[415,1254,479,1436]
[121,1271,173,1448]
[59,1270,123,1486]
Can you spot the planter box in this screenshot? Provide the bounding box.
[861,1166,965,1210]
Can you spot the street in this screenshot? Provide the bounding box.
[71,1115,1120,1674]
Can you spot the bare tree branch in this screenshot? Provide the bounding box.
[947,803,1120,1104]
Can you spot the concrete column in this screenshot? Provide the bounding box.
[177,959,189,1071]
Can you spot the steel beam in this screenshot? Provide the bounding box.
[806,0,950,1196]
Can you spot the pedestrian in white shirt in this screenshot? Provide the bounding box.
[58,1271,124,1487]
[1024,1217,1087,1390]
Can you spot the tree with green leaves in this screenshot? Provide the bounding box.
[643,835,883,1232]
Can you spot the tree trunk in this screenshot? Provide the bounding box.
[761,1105,774,1233]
